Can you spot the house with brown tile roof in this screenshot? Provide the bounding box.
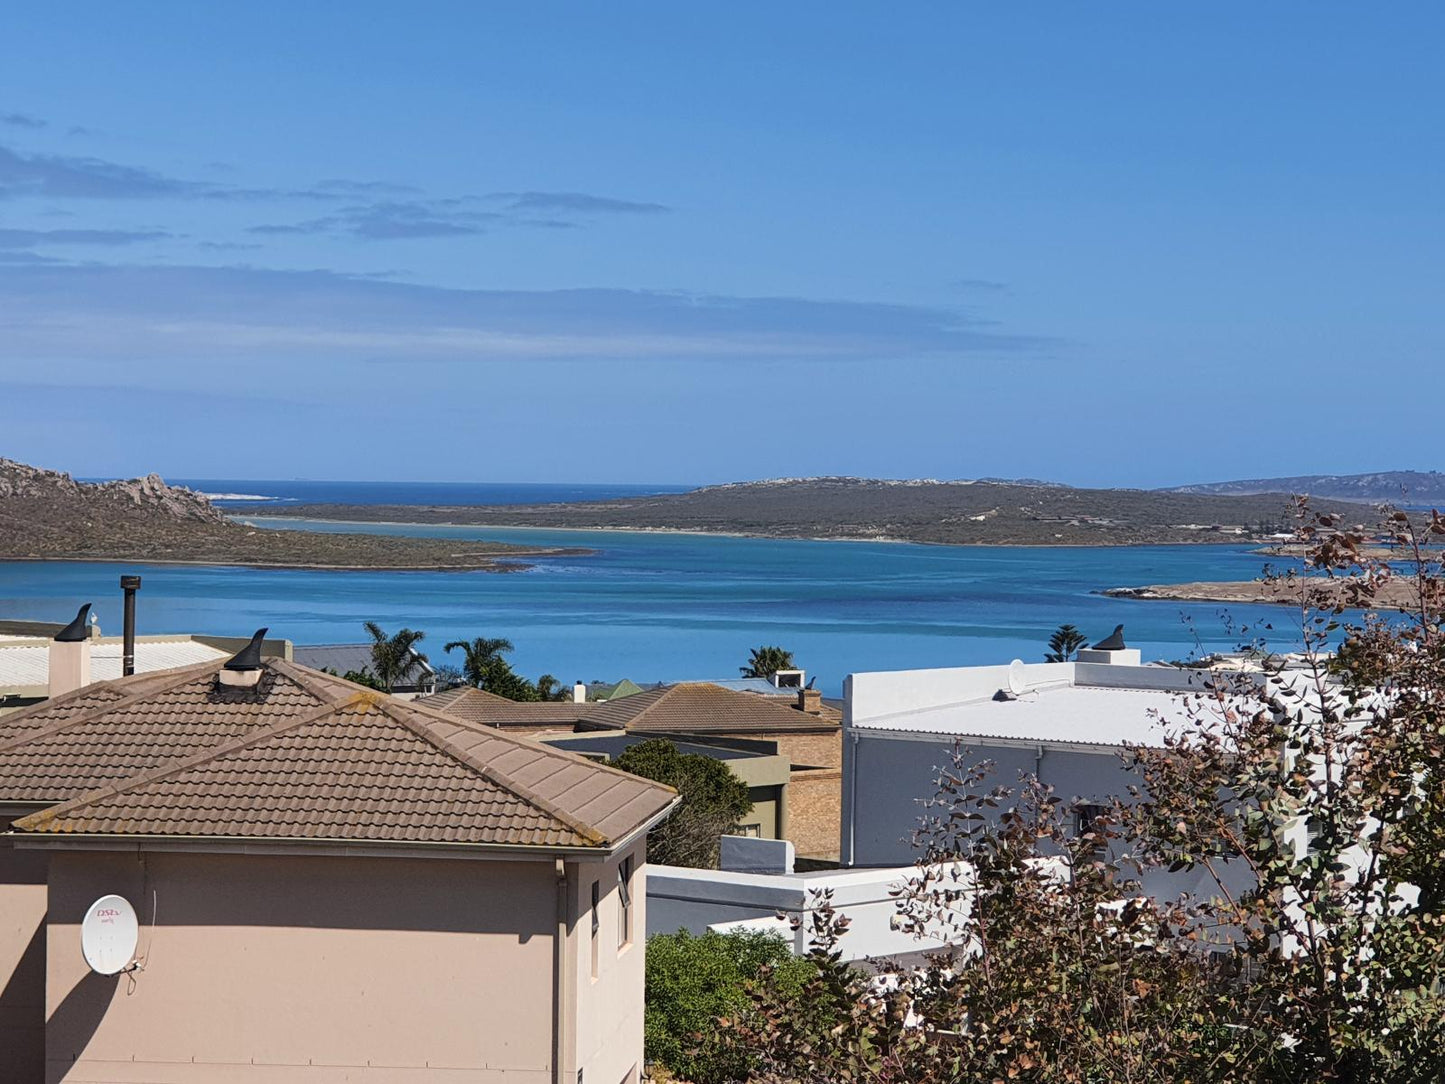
[422,681,844,860]
[419,684,598,734]
[0,645,675,1084]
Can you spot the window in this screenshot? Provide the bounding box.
[1074,803,1110,853]
[590,880,600,979]
[618,856,633,949]
[736,823,761,838]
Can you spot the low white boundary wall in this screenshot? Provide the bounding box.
[646,862,970,962]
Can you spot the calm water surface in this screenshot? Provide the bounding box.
[0,519,1302,696]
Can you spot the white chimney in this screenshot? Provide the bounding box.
[50,603,94,697]
[573,682,587,703]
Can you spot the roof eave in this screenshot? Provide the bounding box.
[8,829,656,862]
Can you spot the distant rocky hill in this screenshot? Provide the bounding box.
[1166,471,1445,504]
[0,459,564,570]
[251,476,1353,547]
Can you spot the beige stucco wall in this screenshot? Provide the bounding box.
[566,838,645,1084]
[739,792,779,840]
[45,849,569,1083]
[0,824,48,1083]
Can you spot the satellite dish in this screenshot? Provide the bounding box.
[81,894,139,975]
[1007,659,1028,696]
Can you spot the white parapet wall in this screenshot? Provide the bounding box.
[646,861,971,962]
[845,661,1075,725]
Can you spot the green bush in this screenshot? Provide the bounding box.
[645,928,813,1083]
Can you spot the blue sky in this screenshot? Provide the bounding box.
[1,3,1440,487]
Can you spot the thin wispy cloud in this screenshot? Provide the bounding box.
[315,179,421,196]
[490,191,670,215]
[247,200,499,240]
[0,227,171,248]
[0,263,1050,363]
[246,190,670,240]
[0,144,199,200]
[1,112,46,129]
[0,143,374,204]
[0,249,63,265]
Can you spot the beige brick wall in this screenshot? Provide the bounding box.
[715,729,842,770]
[787,768,842,859]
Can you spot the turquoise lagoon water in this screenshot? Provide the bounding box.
[0,519,1303,696]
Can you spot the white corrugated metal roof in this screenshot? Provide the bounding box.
[0,639,230,692]
[849,683,1228,748]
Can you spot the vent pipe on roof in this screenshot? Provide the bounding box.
[120,575,141,677]
[1076,624,1142,666]
[50,604,94,697]
[573,682,587,703]
[219,628,268,688]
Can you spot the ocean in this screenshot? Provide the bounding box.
[0,481,1305,695]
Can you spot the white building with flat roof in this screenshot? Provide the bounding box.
[841,657,1221,869]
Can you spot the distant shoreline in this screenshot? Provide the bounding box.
[252,513,1263,549]
[0,549,586,574]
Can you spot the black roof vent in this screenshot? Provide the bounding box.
[224,628,269,671]
[1092,624,1127,651]
[54,604,93,643]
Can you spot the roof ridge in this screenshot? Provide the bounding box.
[383,698,621,845]
[266,657,376,705]
[0,658,233,757]
[14,689,386,832]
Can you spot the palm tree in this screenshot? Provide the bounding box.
[1044,623,1088,662]
[444,636,516,688]
[363,622,429,692]
[740,645,795,680]
[535,674,569,702]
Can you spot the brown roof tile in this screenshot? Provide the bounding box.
[585,683,840,734]
[420,682,839,737]
[8,660,675,851]
[416,686,596,728]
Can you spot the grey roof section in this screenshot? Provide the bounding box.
[293,644,435,680]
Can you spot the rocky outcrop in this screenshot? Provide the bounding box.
[0,457,561,570]
[0,459,223,523]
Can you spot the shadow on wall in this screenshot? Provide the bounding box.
[0,921,46,1081]
[47,970,120,1076]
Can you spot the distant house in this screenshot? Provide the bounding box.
[421,681,844,859]
[584,679,645,702]
[0,646,675,1084]
[418,685,595,736]
[293,642,436,697]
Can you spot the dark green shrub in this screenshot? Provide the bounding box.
[645,928,813,1083]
